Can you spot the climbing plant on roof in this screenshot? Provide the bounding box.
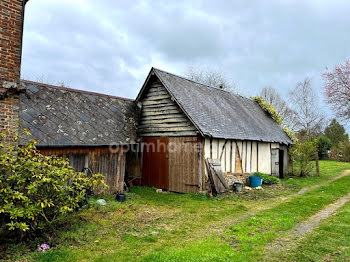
[250,96,298,143]
[283,127,298,143]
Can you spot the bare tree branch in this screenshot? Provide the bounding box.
[323,59,350,121]
[184,65,237,93]
[260,86,299,131]
[23,74,68,87]
[289,77,325,140]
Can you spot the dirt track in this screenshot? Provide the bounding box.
[264,170,350,260]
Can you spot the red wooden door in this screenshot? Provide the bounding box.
[142,137,169,190]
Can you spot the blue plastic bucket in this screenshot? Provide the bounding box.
[249,175,262,188]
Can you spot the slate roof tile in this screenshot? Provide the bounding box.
[149,68,292,144]
[19,80,140,146]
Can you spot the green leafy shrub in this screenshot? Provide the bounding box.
[255,172,280,184]
[0,131,106,236]
[290,141,317,177]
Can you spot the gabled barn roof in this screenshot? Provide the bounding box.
[19,80,139,146]
[137,68,292,144]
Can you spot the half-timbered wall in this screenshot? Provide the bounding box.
[204,138,288,176]
[138,76,198,137]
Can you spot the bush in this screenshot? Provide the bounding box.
[291,141,317,177]
[255,172,280,184]
[329,140,350,162]
[0,131,106,237]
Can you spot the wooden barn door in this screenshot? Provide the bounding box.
[271,148,279,177]
[142,137,169,190]
[168,137,200,193]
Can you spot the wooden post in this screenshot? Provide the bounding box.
[316,153,320,176]
[198,137,202,190]
[84,154,89,169]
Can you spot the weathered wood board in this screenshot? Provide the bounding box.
[138,76,198,137]
[206,158,229,195]
[39,147,126,193]
[168,137,200,193]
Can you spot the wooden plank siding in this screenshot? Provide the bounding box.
[140,136,202,193]
[138,77,198,137]
[168,137,200,193]
[39,146,126,193]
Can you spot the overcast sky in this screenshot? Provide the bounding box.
[21,0,350,130]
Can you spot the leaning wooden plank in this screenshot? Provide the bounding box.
[205,159,215,194]
[205,158,229,195]
[211,159,229,194]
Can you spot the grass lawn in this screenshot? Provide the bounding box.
[270,200,350,262]
[2,160,350,262]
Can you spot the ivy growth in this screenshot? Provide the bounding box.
[283,127,298,143]
[251,96,298,143]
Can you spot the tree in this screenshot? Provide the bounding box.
[323,59,350,121]
[315,135,332,160]
[260,86,299,130]
[185,65,236,92]
[289,77,325,140]
[329,140,350,162]
[324,119,349,146]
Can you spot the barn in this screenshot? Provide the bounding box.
[136,68,293,193]
[16,69,292,194]
[18,80,140,193]
[2,0,292,195]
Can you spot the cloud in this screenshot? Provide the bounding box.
[21,0,350,131]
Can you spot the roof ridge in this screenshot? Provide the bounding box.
[152,67,240,96]
[21,79,135,102]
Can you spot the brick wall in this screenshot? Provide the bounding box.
[0,94,19,137]
[0,0,25,137]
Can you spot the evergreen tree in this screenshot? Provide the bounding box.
[324,119,349,146]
